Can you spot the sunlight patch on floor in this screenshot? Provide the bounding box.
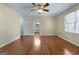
[34,34,41,51]
[64,48,73,55]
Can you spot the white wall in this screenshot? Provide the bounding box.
[40,16,56,35]
[55,4,79,47]
[21,16,34,35]
[0,4,21,48]
[21,16,56,36]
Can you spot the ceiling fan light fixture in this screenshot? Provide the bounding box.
[32,3,49,14]
[38,9,43,13]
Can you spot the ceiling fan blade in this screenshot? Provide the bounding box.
[43,9,49,12]
[32,3,36,6]
[43,3,49,7]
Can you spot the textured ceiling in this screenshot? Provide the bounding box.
[4,3,76,17]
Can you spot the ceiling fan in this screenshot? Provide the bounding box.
[31,3,49,14]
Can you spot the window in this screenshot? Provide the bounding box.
[75,10,79,33]
[64,9,79,34]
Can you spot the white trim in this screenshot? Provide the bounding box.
[21,34,56,36]
[0,36,20,48]
[57,34,79,47]
[40,34,56,36]
[21,34,34,36]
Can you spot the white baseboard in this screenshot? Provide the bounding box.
[21,34,56,36]
[40,34,56,36]
[0,36,20,48]
[57,34,79,47]
[21,34,34,36]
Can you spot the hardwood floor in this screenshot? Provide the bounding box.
[0,34,79,55]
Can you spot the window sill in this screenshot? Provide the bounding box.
[64,31,79,35]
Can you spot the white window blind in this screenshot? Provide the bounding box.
[64,9,79,34]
